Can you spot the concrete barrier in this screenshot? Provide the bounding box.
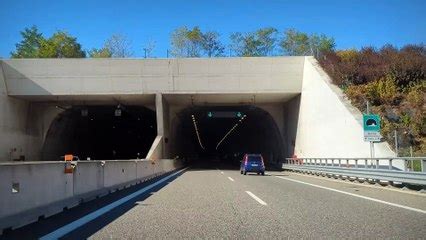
[0,159,182,233]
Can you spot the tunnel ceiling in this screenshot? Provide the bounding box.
[42,105,156,161]
[173,105,284,167]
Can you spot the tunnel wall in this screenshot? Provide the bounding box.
[0,63,60,162]
[284,95,301,157]
[167,103,286,164]
[295,57,395,159]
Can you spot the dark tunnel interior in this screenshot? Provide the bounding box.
[173,106,284,168]
[42,105,157,161]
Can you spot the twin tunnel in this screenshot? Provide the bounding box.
[42,105,284,167]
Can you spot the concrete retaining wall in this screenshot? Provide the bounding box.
[0,159,182,232]
[295,57,398,167]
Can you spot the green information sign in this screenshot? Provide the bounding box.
[363,114,381,142]
[207,111,244,118]
[363,114,380,131]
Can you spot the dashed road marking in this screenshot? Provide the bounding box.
[276,176,426,214]
[245,191,267,206]
[228,177,235,182]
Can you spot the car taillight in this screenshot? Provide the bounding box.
[244,157,248,165]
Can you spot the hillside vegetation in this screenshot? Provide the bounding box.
[319,45,425,156]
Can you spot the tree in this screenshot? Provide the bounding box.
[104,34,133,58]
[201,31,225,57]
[170,26,225,57]
[11,25,44,58]
[280,28,335,57]
[279,29,310,56]
[186,27,203,57]
[309,33,335,58]
[170,26,203,57]
[88,48,112,58]
[230,27,278,57]
[38,31,86,58]
[256,27,278,56]
[170,27,189,57]
[142,40,156,58]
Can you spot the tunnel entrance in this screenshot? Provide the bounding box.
[42,105,156,161]
[173,106,284,168]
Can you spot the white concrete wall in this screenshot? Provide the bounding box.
[1,57,304,96]
[0,159,182,231]
[0,63,62,162]
[146,136,163,160]
[295,57,395,159]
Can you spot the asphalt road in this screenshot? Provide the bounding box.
[2,166,426,239]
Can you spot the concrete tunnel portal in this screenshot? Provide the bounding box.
[41,104,286,168]
[172,106,284,167]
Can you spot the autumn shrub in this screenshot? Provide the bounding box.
[318,44,426,155]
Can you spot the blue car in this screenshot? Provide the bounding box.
[240,154,265,175]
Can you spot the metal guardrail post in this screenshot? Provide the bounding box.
[376,159,380,169]
[422,159,426,172]
[339,159,341,167]
[365,159,368,169]
[355,159,358,168]
[404,159,407,171]
[389,159,393,170]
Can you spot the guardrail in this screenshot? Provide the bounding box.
[283,157,426,186]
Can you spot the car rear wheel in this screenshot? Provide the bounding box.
[240,170,243,174]
[243,171,247,175]
[261,172,265,176]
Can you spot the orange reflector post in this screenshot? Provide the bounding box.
[64,154,73,161]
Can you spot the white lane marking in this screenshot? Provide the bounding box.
[276,176,426,214]
[220,171,224,174]
[40,168,188,240]
[245,191,267,206]
[287,171,425,197]
[228,177,235,182]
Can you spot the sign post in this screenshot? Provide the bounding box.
[363,114,381,158]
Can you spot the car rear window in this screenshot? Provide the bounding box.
[248,156,262,162]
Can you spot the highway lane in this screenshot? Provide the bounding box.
[2,166,425,239]
[82,167,426,239]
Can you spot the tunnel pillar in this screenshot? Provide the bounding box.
[154,93,170,159]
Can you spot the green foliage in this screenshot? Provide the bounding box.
[12,27,85,58]
[38,31,85,58]
[11,26,44,58]
[171,26,225,58]
[280,28,335,57]
[406,80,425,107]
[170,26,190,57]
[201,31,224,57]
[88,48,112,58]
[364,75,399,105]
[230,27,278,57]
[104,34,133,58]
